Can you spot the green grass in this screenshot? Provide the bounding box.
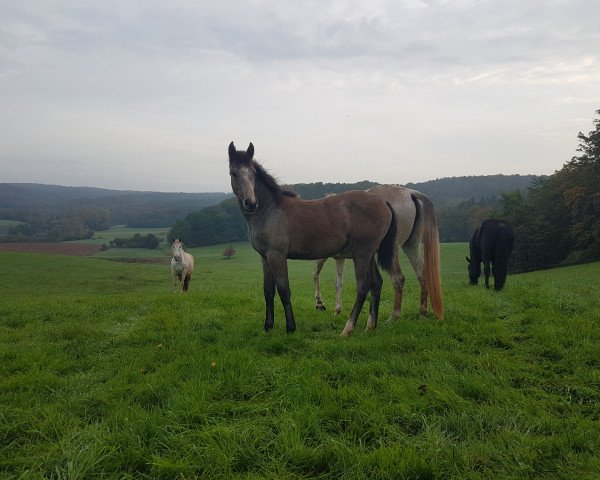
[0,219,26,234]
[66,225,170,245]
[1,243,599,479]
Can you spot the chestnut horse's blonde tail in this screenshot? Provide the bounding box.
[412,193,444,320]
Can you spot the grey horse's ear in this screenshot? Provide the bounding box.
[172,238,175,242]
[466,256,471,263]
[228,141,236,159]
[247,142,254,160]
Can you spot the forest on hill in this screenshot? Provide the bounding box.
[170,108,600,273]
[168,174,539,247]
[0,184,229,242]
[0,175,538,244]
[498,109,600,271]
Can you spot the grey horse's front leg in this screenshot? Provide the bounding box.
[261,256,276,331]
[267,252,296,333]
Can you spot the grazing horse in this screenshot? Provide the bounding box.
[313,184,444,320]
[171,238,195,292]
[467,219,515,291]
[228,141,397,336]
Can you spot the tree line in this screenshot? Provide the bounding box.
[168,109,600,275]
[109,233,161,249]
[0,187,229,242]
[497,109,600,272]
[169,177,539,247]
[0,207,110,242]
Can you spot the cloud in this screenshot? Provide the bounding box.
[1,0,599,191]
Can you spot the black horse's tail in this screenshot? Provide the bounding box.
[494,227,513,291]
[377,202,397,272]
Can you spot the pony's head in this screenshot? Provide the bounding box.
[172,238,184,261]
[466,256,480,285]
[228,141,257,213]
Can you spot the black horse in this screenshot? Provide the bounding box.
[467,219,515,291]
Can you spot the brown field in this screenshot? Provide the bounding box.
[0,243,103,256]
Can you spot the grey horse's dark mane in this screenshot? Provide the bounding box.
[254,161,297,198]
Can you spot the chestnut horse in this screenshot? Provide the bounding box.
[313,185,444,320]
[228,142,397,336]
[171,238,195,292]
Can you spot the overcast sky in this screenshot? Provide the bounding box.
[1,0,599,192]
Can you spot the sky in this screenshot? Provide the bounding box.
[1,0,599,193]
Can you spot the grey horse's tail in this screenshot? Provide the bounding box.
[377,202,397,272]
[412,192,444,319]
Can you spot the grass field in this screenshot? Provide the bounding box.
[0,219,26,234]
[66,225,170,245]
[1,242,599,479]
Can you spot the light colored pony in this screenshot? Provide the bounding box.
[171,238,195,292]
[313,184,444,320]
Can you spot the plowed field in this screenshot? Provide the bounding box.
[0,243,102,256]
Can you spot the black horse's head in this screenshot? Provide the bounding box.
[228,141,257,213]
[466,256,480,285]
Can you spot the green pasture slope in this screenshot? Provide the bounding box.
[66,225,170,245]
[0,219,26,234]
[1,243,599,479]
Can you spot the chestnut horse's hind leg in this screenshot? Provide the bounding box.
[386,255,405,322]
[365,257,383,331]
[403,243,427,318]
[313,258,327,310]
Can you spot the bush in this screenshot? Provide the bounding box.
[109,233,160,249]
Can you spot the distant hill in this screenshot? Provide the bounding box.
[280,174,539,207]
[169,174,542,246]
[0,175,539,218]
[404,174,540,209]
[0,183,231,228]
[1,175,540,243]
[0,183,230,210]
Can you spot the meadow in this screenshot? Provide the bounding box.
[0,220,26,234]
[66,225,171,246]
[1,242,599,479]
